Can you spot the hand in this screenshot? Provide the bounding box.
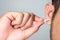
[0,11,44,40]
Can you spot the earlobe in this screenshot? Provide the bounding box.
[45,3,55,25]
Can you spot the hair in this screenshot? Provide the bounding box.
[52,0,60,21]
[51,0,60,27]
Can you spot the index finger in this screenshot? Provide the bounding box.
[34,15,44,22]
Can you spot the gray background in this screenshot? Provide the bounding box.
[0,0,51,40]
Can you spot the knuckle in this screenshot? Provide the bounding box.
[20,12,24,16]
[16,12,24,17]
[25,12,29,15]
[29,12,34,17]
[27,13,31,17]
[23,12,31,17]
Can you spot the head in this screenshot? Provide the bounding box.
[45,0,60,26]
[45,0,60,39]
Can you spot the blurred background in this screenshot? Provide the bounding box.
[0,0,51,40]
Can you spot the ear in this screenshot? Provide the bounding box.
[45,3,55,25]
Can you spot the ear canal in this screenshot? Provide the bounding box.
[44,18,51,25]
[44,19,50,22]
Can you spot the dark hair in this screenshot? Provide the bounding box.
[52,0,60,21]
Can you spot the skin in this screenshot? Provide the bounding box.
[51,7,60,40]
[0,11,44,40]
[45,3,60,40]
[0,2,59,40]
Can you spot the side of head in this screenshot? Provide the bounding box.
[45,0,60,26]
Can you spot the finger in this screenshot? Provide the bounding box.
[2,11,16,21]
[12,12,24,25]
[24,17,44,38]
[5,12,24,28]
[14,12,31,28]
[21,13,34,30]
[20,12,31,27]
[34,15,43,22]
[3,12,24,25]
